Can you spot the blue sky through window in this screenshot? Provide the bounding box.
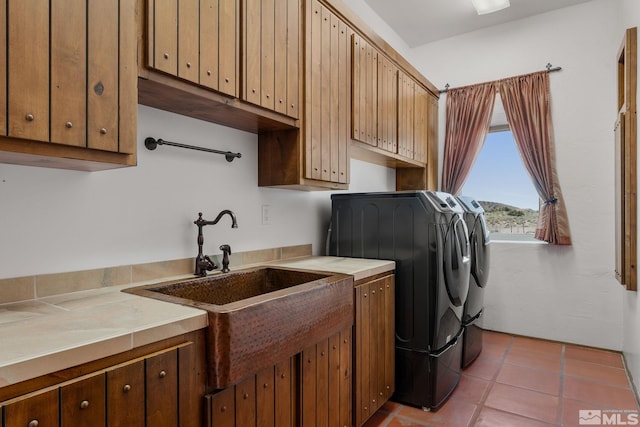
[460,130,540,210]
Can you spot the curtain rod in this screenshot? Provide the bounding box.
[439,63,562,94]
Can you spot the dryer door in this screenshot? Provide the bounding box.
[443,217,471,307]
[471,215,491,288]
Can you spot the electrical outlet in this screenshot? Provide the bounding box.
[261,204,271,225]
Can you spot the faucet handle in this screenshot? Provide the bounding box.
[204,255,217,271]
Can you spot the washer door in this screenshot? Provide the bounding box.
[470,215,491,288]
[443,217,471,307]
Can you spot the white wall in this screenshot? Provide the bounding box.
[338,0,413,60]
[0,105,395,280]
[622,0,640,398]
[411,0,626,350]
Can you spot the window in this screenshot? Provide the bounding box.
[460,100,541,243]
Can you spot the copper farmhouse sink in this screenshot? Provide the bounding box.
[126,266,353,388]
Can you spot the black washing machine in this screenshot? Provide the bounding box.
[328,191,471,410]
[456,196,491,368]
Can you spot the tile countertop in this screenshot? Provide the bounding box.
[0,256,394,389]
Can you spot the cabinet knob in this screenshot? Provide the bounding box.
[163,53,169,59]
[80,400,89,409]
[186,62,191,68]
[263,383,269,388]
[225,77,230,83]
[100,128,107,135]
[280,372,286,379]
[207,70,212,76]
[123,384,131,392]
[279,99,283,104]
[65,121,73,129]
[159,370,167,378]
[221,405,227,413]
[25,113,34,121]
[28,420,39,427]
[243,393,249,399]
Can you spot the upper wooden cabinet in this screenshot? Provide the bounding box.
[258,0,351,189]
[243,0,300,118]
[0,0,137,171]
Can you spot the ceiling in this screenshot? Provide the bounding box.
[363,0,595,47]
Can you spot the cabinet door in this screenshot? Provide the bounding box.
[3,389,59,427]
[146,349,178,427]
[354,275,395,427]
[106,360,145,427]
[60,373,106,427]
[306,0,350,184]
[8,0,49,142]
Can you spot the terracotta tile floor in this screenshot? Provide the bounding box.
[364,330,640,427]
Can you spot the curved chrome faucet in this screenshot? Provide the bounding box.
[194,211,238,277]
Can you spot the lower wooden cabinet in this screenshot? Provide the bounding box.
[354,274,395,427]
[205,327,351,427]
[0,331,206,427]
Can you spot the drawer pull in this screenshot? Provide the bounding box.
[65,121,73,128]
[28,420,39,427]
[25,113,34,121]
[80,400,89,409]
[123,384,131,392]
[159,370,167,378]
[100,128,107,135]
